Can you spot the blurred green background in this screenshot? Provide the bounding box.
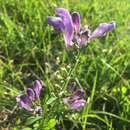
[0,0,130,129]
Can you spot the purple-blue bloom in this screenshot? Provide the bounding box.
[48,8,74,48]
[71,12,80,33]
[26,80,42,100]
[48,7,116,48]
[48,16,64,30]
[56,8,74,48]
[63,89,86,110]
[16,95,32,111]
[91,21,116,39]
[16,80,42,112]
[35,106,42,114]
[27,88,35,101]
[70,99,86,109]
[74,89,85,98]
[76,26,91,47]
[33,80,42,99]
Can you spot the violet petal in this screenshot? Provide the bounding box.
[35,106,42,114]
[76,25,91,47]
[91,21,116,39]
[48,16,64,30]
[68,89,85,102]
[63,97,85,109]
[70,99,86,109]
[63,88,86,110]
[72,12,80,33]
[33,80,42,99]
[56,8,74,47]
[74,89,85,98]
[27,88,35,101]
[16,95,32,111]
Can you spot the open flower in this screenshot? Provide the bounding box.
[76,25,91,47]
[48,16,64,30]
[91,21,116,39]
[26,88,35,101]
[63,89,86,109]
[33,80,42,99]
[35,106,42,114]
[26,80,42,101]
[16,95,32,111]
[70,99,86,109]
[16,80,42,112]
[48,7,116,48]
[48,8,74,48]
[71,12,80,33]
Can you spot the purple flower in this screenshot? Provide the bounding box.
[16,80,42,112]
[27,88,35,101]
[16,95,32,111]
[71,12,80,33]
[74,89,85,98]
[48,8,74,48]
[48,16,64,30]
[63,89,86,109]
[26,80,42,100]
[48,8,90,48]
[33,80,42,99]
[35,106,42,114]
[91,21,116,39]
[70,99,86,109]
[56,8,74,48]
[48,7,116,48]
[76,26,91,47]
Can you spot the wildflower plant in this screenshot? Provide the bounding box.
[15,6,117,130]
[16,80,42,114]
[48,8,115,48]
[1,0,130,129]
[48,7,116,130]
[63,89,86,110]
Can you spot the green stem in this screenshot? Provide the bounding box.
[82,71,98,130]
[62,50,80,91]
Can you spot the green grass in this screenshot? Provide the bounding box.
[0,0,130,129]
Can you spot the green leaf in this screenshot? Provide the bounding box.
[44,119,57,130]
[22,128,32,130]
[25,116,42,126]
[46,97,57,105]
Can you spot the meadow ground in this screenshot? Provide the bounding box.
[0,0,130,130]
